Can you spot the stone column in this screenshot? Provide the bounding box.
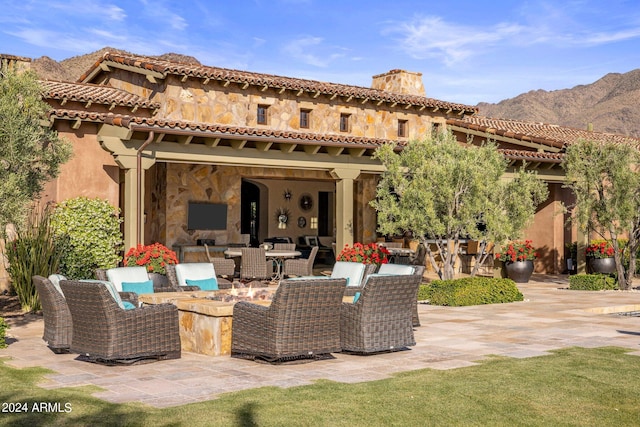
[331,168,361,252]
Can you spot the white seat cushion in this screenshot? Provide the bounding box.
[106,266,149,292]
[175,263,217,287]
[331,261,366,287]
[378,264,415,275]
[47,274,67,297]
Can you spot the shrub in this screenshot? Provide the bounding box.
[0,317,9,348]
[569,274,617,291]
[417,284,431,301]
[425,277,524,306]
[50,197,123,279]
[3,206,61,312]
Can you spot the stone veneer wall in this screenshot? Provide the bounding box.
[371,69,426,97]
[155,164,380,249]
[106,70,445,141]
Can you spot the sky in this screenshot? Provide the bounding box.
[1,0,640,105]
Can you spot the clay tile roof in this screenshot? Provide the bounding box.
[40,80,160,110]
[47,110,395,147]
[498,149,564,163]
[79,52,478,114]
[448,116,640,149]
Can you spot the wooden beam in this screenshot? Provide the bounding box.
[330,94,337,101]
[99,63,110,72]
[241,82,249,90]
[146,75,157,84]
[130,105,138,113]
[60,98,67,106]
[361,97,369,104]
[346,96,353,103]
[261,85,268,92]
[177,135,193,145]
[181,75,188,82]
[154,133,165,143]
[348,147,366,157]
[71,118,82,130]
[109,102,116,111]
[432,107,439,112]
[84,101,92,108]
[203,77,210,85]
[376,100,384,106]
[313,91,321,99]
[326,146,344,156]
[223,81,230,87]
[390,102,397,108]
[205,137,220,147]
[279,143,296,153]
[278,88,286,94]
[231,139,247,150]
[303,145,321,155]
[404,104,411,109]
[419,106,426,111]
[255,141,273,151]
[296,89,304,97]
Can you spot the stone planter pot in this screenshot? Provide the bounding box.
[588,257,616,274]
[505,260,534,283]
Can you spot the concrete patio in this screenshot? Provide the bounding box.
[2,274,640,409]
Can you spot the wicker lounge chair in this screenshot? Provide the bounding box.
[32,275,72,353]
[60,280,181,364]
[94,268,140,305]
[231,277,347,362]
[283,246,318,277]
[164,264,207,291]
[335,262,377,297]
[168,262,232,290]
[340,274,422,354]
[378,264,425,327]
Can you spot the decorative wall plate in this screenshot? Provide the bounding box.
[297,216,307,228]
[299,194,313,211]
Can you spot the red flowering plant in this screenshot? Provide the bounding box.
[336,242,390,266]
[495,240,538,263]
[124,242,178,275]
[585,240,615,259]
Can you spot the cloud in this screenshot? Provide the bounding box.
[282,36,346,68]
[386,16,525,66]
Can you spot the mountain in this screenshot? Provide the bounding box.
[477,69,640,138]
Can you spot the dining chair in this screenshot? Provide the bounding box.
[283,246,318,277]
[204,244,236,279]
[273,243,296,251]
[240,247,271,280]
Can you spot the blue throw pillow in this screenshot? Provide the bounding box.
[121,280,154,294]
[122,301,137,310]
[185,277,218,291]
[353,292,361,303]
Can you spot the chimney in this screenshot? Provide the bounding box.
[371,69,426,97]
[0,54,32,74]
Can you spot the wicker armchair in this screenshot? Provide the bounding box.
[377,264,425,327]
[94,269,140,305]
[60,280,181,363]
[167,262,232,290]
[164,264,206,291]
[283,246,318,277]
[240,247,271,281]
[339,263,378,297]
[340,274,422,354]
[231,277,347,362]
[32,275,72,353]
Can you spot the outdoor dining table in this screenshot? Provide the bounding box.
[223,248,301,280]
[385,247,415,264]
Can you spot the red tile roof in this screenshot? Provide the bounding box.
[448,116,640,149]
[40,80,160,110]
[80,52,478,115]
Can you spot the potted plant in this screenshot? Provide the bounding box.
[585,240,616,274]
[336,242,390,266]
[124,243,178,287]
[495,240,537,283]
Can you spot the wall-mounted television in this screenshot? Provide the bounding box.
[187,202,227,230]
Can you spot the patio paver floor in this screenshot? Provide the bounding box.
[2,274,640,408]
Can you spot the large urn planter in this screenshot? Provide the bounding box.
[149,272,170,291]
[505,260,534,283]
[588,257,616,274]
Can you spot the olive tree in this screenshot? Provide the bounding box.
[371,131,548,280]
[563,139,640,290]
[0,68,72,230]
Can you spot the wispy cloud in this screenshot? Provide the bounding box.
[387,13,640,67]
[282,36,346,68]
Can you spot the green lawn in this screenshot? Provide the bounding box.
[1,347,640,426]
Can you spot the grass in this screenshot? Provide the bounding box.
[1,347,640,426]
